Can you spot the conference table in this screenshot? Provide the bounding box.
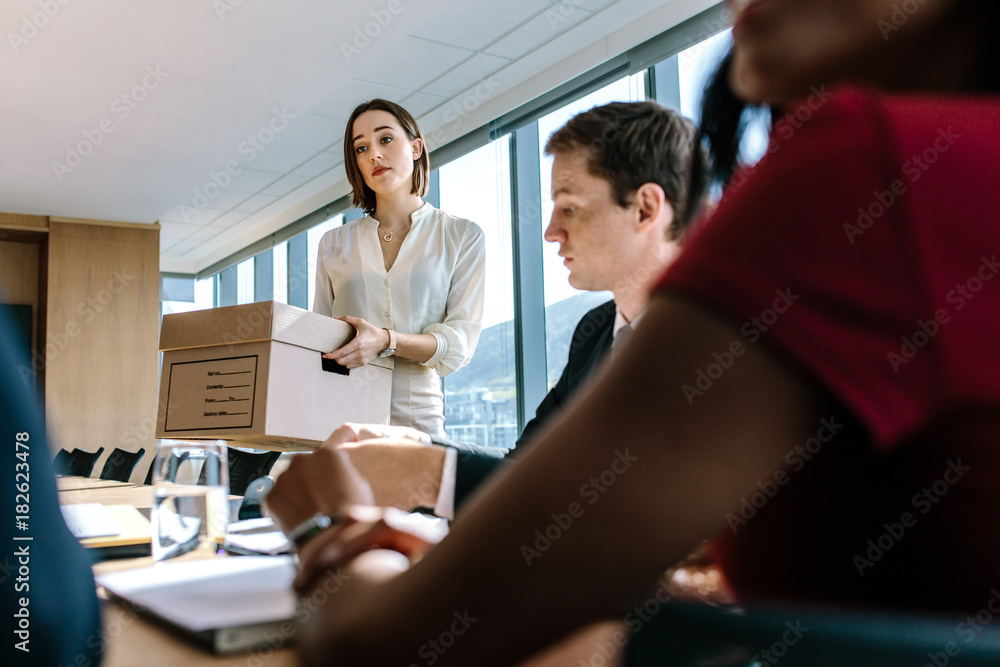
[56,477,298,667]
[57,477,725,667]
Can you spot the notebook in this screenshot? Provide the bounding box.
[96,555,297,654]
[62,503,153,559]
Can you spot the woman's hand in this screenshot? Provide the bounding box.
[323,316,390,369]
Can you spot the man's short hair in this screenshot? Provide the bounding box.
[544,101,711,239]
[344,99,430,215]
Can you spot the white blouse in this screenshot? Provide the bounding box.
[312,201,486,433]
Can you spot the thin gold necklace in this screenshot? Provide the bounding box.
[378,219,408,242]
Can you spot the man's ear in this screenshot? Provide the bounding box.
[634,183,673,234]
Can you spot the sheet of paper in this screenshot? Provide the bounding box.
[225,531,291,555]
[61,503,123,538]
[227,517,276,533]
[96,556,296,631]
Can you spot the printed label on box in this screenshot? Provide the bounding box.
[164,355,258,431]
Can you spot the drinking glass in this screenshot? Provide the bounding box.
[151,440,229,561]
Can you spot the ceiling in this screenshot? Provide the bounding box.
[1,0,716,274]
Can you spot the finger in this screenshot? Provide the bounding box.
[328,340,357,359]
[293,524,355,595]
[294,519,430,591]
[324,424,361,447]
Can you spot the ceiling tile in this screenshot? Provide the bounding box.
[348,37,473,91]
[401,92,448,118]
[224,168,284,193]
[197,187,251,211]
[411,0,552,51]
[233,193,280,213]
[293,151,340,178]
[421,53,510,98]
[270,113,343,150]
[159,220,204,241]
[190,225,226,242]
[209,211,247,228]
[260,173,311,197]
[244,143,319,175]
[485,4,592,59]
[308,79,412,121]
[159,206,225,226]
[567,0,618,12]
[163,236,208,258]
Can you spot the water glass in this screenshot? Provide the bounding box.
[151,440,229,562]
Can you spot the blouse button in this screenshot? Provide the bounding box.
[384,311,391,318]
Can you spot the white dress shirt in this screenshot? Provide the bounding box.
[313,201,486,436]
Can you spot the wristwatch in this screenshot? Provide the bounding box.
[378,328,397,358]
[288,512,344,550]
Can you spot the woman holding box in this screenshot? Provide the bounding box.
[313,99,485,437]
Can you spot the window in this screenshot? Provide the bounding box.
[437,136,516,449]
[306,215,342,310]
[536,73,644,389]
[273,240,288,304]
[161,277,214,316]
[676,30,768,167]
[236,257,254,304]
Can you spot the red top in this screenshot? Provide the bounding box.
[656,86,1000,611]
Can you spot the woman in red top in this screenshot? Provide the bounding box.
[268,1,1000,664]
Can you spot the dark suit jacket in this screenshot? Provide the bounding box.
[440,300,617,511]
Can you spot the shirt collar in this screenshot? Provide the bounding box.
[366,200,432,225]
[614,307,645,339]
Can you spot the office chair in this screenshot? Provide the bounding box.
[238,476,275,520]
[98,447,145,483]
[63,447,105,477]
[198,447,281,496]
[143,450,190,485]
[53,448,72,475]
[624,598,1000,666]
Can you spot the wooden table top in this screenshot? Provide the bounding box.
[59,478,298,666]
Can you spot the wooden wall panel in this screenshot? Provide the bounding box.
[45,221,159,481]
[0,239,43,401]
[0,239,40,315]
[0,212,47,230]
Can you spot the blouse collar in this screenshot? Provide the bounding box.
[367,200,432,226]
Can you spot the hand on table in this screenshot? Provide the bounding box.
[266,443,374,535]
[293,510,433,595]
[323,316,390,369]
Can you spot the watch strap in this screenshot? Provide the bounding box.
[380,328,397,357]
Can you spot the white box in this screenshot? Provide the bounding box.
[156,301,392,451]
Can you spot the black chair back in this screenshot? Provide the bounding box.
[64,447,105,477]
[99,447,145,482]
[198,447,280,496]
[53,448,72,475]
[144,450,191,485]
[238,476,275,520]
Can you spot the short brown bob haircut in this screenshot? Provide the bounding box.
[344,99,430,215]
[544,101,710,240]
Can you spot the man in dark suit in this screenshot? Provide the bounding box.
[268,101,709,525]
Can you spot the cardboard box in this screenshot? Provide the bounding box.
[156,301,392,451]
